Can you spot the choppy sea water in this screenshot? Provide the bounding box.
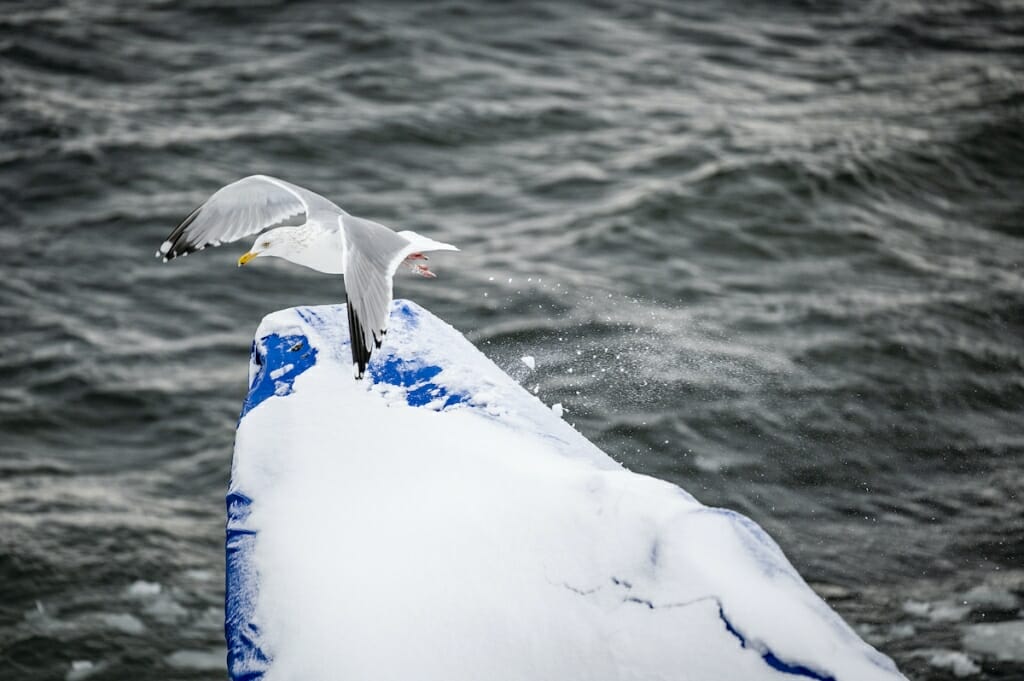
[1,1,1022,679]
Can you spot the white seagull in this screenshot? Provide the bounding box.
[156,175,458,378]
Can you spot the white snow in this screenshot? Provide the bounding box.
[228,300,906,681]
[269,364,294,380]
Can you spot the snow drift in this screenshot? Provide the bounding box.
[226,300,906,681]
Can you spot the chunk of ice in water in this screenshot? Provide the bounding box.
[144,593,188,622]
[66,661,96,681]
[166,649,226,671]
[924,650,980,677]
[962,584,1020,611]
[520,356,535,370]
[124,581,161,598]
[962,620,1024,662]
[98,612,145,635]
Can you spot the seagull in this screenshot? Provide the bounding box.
[156,175,458,379]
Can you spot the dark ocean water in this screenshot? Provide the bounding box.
[1,1,1023,679]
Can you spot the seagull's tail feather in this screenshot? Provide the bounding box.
[396,230,459,253]
[342,218,457,380]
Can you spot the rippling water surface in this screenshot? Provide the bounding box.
[2,1,1023,679]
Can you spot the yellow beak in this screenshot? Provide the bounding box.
[237,251,258,266]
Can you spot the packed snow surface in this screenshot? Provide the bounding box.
[227,300,906,681]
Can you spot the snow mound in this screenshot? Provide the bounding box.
[226,300,906,681]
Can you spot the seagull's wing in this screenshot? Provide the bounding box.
[396,230,460,254]
[156,175,329,261]
[342,215,410,378]
[343,216,458,378]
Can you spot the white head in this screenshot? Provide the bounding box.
[237,225,346,275]
[237,227,300,266]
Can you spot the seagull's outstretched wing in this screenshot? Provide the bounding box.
[157,175,322,261]
[343,215,458,378]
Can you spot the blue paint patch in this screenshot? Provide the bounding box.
[393,299,420,328]
[294,307,327,328]
[718,606,835,681]
[369,354,469,410]
[441,392,465,409]
[226,491,269,680]
[240,332,318,420]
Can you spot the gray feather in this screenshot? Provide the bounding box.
[342,214,417,376]
[157,175,343,260]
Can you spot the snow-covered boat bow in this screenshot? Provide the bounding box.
[226,300,906,681]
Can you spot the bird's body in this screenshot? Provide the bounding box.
[157,175,458,378]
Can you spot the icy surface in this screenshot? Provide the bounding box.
[227,300,906,681]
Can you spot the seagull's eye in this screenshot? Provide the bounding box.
[261,241,270,248]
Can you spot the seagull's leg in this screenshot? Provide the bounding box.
[411,264,436,278]
[403,255,436,278]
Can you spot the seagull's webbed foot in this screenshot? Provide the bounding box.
[403,255,437,278]
[412,264,436,278]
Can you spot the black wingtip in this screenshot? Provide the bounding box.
[347,297,372,380]
[158,201,204,262]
